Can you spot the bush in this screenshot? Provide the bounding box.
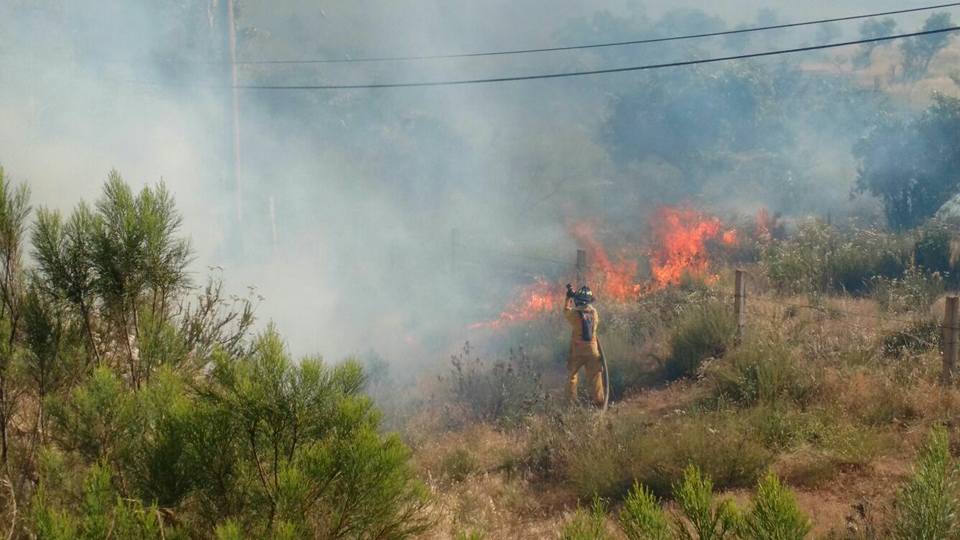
[762,221,908,296]
[881,318,941,357]
[872,267,944,314]
[561,410,771,500]
[30,464,167,540]
[561,497,612,540]
[708,336,818,407]
[445,344,550,427]
[743,472,811,539]
[441,448,478,482]
[665,302,737,380]
[894,425,960,539]
[914,218,960,285]
[619,482,671,540]
[672,465,741,540]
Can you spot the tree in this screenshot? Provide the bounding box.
[901,13,954,81]
[855,95,960,230]
[855,17,897,68]
[0,167,30,465]
[9,170,435,538]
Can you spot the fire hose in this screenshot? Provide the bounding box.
[597,337,610,413]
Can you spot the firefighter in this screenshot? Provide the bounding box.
[564,284,604,406]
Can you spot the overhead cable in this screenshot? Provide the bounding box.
[234,25,960,90]
[237,2,960,64]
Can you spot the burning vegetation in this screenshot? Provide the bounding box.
[472,206,740,329]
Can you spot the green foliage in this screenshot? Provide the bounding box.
[742,472,811,540]
[856,17,898,67]
[665,302,736,380]
[873,268,945,313]
[441,448,478,482]
[708,336,817,407]
[48,368,134,462]
[894,425,960,539]
[561,497,612,540]
[31,464,165,540]
[856,95,960,230]
[191,327,431,537]
[561,410,771,500]
[620,482,671,540]
[672,465,740,540]
[901,13,955,81]
[15,174,433,539]
[762,221,908,295]
[881,318,941,358]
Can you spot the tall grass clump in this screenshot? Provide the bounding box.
[708,336,817,407]
[561,497,612,540]
[665,302,736,380]
[619,482,671,540]
[743,472,811,539]
[560,410,770,500]
[893,425,960,539]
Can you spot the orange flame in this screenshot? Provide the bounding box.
[469,277,557,330]
[648,207,733,287]
[470,207,738,330]
[721,229,738,246]
[570,222,641,302]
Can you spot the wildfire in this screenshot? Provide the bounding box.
[570,222,641,302]
[468,277,557,330]
[470,206,739,330]
[648,207,735,288]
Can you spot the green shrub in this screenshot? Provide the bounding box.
[619,482,671,540]
[762,221,908,296]
[881,318,941,357]
[561,497,612,540]
[30,465,166,540]
[562,410,771,500]
[709,337,817,407]
[743,472,811,539]
[873,267,945,314]
[894,425,960,539]
[441,448,478,482]
[665,302,737,380]
[914,219,960,286]
[672,465,741,540]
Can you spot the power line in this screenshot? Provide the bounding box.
[234,25,960,90]
[237,2,960,65]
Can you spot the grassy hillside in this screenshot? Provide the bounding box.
[395,224,960,539]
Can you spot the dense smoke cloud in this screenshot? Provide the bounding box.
[1,1,958,363]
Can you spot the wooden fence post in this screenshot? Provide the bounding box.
[943,296,959,384]
[576,249,587,285]
[734,269,746,343]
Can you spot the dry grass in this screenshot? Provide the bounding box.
[408,281,960,538]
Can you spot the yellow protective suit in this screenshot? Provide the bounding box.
[564,299,604,406]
